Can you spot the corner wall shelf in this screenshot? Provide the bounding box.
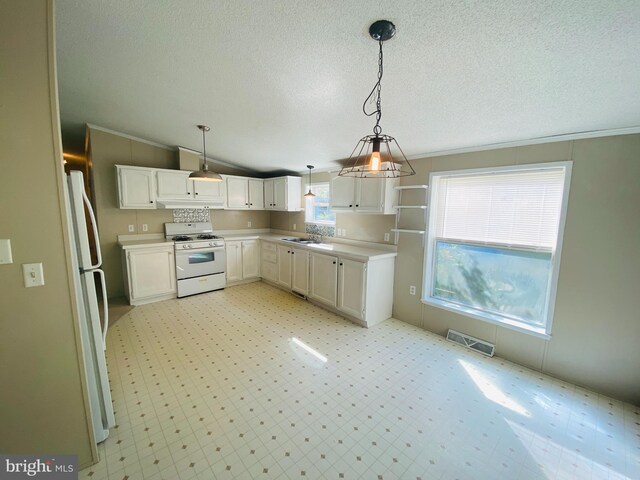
[393,184,429,244]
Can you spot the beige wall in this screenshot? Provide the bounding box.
[392,135,640,404]
[88,128,270,298]
[0,0,93,464]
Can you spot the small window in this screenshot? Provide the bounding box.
[423,162,572,337]
[305,183,336,225]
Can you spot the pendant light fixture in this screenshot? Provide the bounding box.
[189,124,223,182]
[304,165,315,198]
[338,20,415,179]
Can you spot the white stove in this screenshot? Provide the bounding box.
[164,222,226,298]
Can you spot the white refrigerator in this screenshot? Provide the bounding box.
[64,170,115,443]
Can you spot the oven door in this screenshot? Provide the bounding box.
[175,246,226,280]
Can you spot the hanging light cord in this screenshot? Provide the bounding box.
[201,127,207,172]
[362,41,384,136]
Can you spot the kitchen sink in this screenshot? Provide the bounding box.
[282,237,320,244]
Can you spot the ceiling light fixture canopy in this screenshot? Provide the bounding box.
[304,165,316,198]
[338,20,415,179]
[189,124,223,182]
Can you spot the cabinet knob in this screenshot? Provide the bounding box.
[291,251,294,255]
[349,204,353,207]
[188,192,191,195]
[250,203,253,206]
[332,261,336,264]
[245,202,249,205]
[356,204,359,207]
[149,200,153,203]
[339,263,343,266]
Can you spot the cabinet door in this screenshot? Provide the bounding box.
[156,170,193,200]
[272,178,287,210]
[192,179,225,202]
[118,167,155,208]
[277,245,292,288]
[242,240,260,278]
[248,179,264,209]
[355,178,384,212]
[225,241,242,283]
[337,258,366,320]
[291,248,309,295]
[226,177,249,209]
[128,247,176,300]
[264,179,275,209]
[308,252,338,306]
[329,176,355,211]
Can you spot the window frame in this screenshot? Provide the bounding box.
[422,161,573,339]
[304,182,335,226]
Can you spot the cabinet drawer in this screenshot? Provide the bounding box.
[262,242,277,253]
[262,250,277,264]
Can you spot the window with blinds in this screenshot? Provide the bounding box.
[424,162,572,336]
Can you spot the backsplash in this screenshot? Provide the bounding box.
[305,223,335,241]
[173,208,211,223]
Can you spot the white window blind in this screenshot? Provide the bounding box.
[435,168,566,250]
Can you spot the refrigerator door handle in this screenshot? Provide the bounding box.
[82,187,103,269]
[92,268,109,350]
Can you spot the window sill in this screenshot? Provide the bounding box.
[421,297,551,340]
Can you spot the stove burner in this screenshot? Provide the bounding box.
[172,235,193,242]
[197,234,219,240]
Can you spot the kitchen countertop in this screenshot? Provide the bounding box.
[223,233,396,262]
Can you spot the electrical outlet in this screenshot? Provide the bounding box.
[128,224,135,233]
[292,223,296,230]
[247,221,252,228]
[142,224,148,232]
[409,285,416,295]
[343,229,347,237]
[384,232,390,242]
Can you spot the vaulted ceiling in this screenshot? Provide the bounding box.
[56,0,640,173]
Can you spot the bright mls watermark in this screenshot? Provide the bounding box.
[0,455,77,479]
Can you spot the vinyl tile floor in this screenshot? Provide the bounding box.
[82,282,639,480]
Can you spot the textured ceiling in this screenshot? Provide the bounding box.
[56,0,640,173]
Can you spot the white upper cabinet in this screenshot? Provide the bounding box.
[192,178,225,205]
[329,177,355,210]
[329,176,398,214]
[248,179,264,209]
[116,165,156,209]
[226,176,263,209]
[156,170,193,200]
[264,176,301,211]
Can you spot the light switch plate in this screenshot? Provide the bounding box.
[23,263,45,288]
[0,239,12,264]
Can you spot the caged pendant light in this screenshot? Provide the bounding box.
[338,20,415,179]
[189,124,223,182]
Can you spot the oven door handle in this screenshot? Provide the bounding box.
[175,246,225,255]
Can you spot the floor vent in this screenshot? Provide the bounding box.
[446,329,495,357]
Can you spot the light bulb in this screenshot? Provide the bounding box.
[369,151,381,171]
[370,137,382,171]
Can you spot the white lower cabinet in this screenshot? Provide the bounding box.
[308,251,394,326]
[275,245,308,294]
[123,245,176,305]
[242,240,260,278]
[337,257,366,320]
[308,251,338,306]
[226,240,260,284]
[261,241,278,282]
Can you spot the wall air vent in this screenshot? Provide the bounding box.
[446,329,495,357]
